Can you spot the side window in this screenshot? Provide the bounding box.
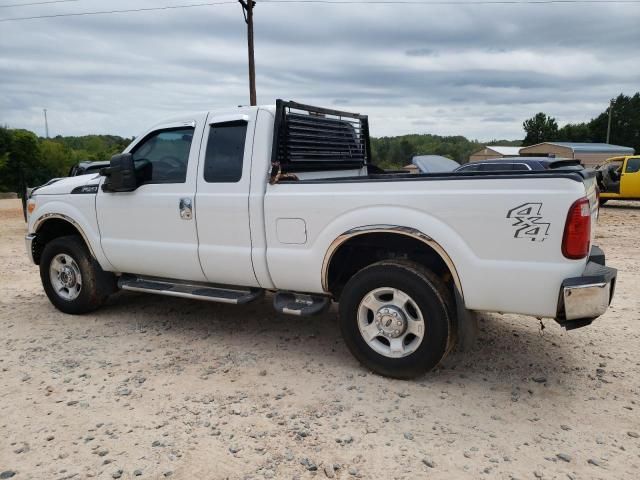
[132,127,194,184]
[625,158,640,173]
[481,163,512,171]
[458,164,479,172]
[203,121,248,183]
[512,164,531,171]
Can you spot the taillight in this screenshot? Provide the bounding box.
[562,197,591,259]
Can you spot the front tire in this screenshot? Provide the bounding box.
[338,260,453,379]
[40,236,115,314]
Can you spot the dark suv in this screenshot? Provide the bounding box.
[67,160,110,176]
[456,157,583,172]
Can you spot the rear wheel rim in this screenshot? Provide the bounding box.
[49,253,82,301]
[357,287,425,358]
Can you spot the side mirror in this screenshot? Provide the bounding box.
[102,153,137,192]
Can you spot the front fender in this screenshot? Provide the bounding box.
[29,196,115,271]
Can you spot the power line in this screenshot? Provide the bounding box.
[0,0,80,8]
[265,0,639,2]
[0,0,637,22]
[0,1,237,21]
[2,0,637,5]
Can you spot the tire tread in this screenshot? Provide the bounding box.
[338,259,454,379]
[40,235,114,314]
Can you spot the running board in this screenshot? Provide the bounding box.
[118,275,264,305]
[273,291,331,316]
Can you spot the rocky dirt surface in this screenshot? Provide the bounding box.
[0,198,638,480]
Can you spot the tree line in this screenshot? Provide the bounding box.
[522,93,640,151]
[1,92,637,193]
[370,134,519,170]
[0,125,510,191]
[0,127,132,194]
[374,92,639,170]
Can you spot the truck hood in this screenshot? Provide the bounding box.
[32,173,102,195]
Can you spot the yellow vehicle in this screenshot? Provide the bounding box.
[596,155,640,205]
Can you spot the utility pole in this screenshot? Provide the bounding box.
[43,108,49,138]
[238,0,257,106]
[606,99,613,144]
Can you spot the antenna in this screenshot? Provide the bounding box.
[43,108,49,138]
[606,99,613,144]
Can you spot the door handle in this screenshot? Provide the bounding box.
[179,197,193,220]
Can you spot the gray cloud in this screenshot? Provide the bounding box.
[0,0,639,139]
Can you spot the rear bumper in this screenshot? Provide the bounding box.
[556,246,617,329]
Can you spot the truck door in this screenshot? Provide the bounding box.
[96,116,207,281]
[195,112,259,287]
[621,157,640,198]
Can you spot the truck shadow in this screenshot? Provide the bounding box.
[98,291,583,388]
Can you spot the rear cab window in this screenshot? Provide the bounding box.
[203,121,248,183]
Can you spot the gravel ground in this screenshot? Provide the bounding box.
[0,198,638,480]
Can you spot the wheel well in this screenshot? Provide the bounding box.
[326,232,458,300]
[33,218,85,265]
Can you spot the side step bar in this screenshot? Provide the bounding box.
[273,291,331,316]
[118,275,264,305]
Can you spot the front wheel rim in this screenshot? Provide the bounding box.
[357,287,425,358]
[49,253,82,301]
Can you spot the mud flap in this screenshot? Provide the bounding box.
[455,288,478,352]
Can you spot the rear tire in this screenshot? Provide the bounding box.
[40,236,115,314]
[338,260,453,379]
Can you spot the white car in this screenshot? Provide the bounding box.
[25,100,616,378]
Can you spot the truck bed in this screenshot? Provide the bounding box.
[265,168,598,318]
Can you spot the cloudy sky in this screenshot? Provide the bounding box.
[1,0,639,140]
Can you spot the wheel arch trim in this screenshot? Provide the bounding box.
[33,213,98,260]
[321,225,464,298]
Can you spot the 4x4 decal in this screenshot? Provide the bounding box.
[506,203,550,242]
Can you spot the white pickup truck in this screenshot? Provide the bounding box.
[25,100,617,378]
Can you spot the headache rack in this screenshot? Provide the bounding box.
[270,99,372,181]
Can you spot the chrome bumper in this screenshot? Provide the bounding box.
[557,246,616,329]
[563,281,611,321]
[25,233,37,264]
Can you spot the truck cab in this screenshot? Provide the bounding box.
[597,155,640,204]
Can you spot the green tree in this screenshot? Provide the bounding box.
[0,127,12,191]
[0,129,48,194]
[371,133,482,169]
[557,122,591,142]
[588,93,640,152]
[40,140,79,176]
[0,128,135,193]
[524,92,640,153]
[522,112,559,146]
